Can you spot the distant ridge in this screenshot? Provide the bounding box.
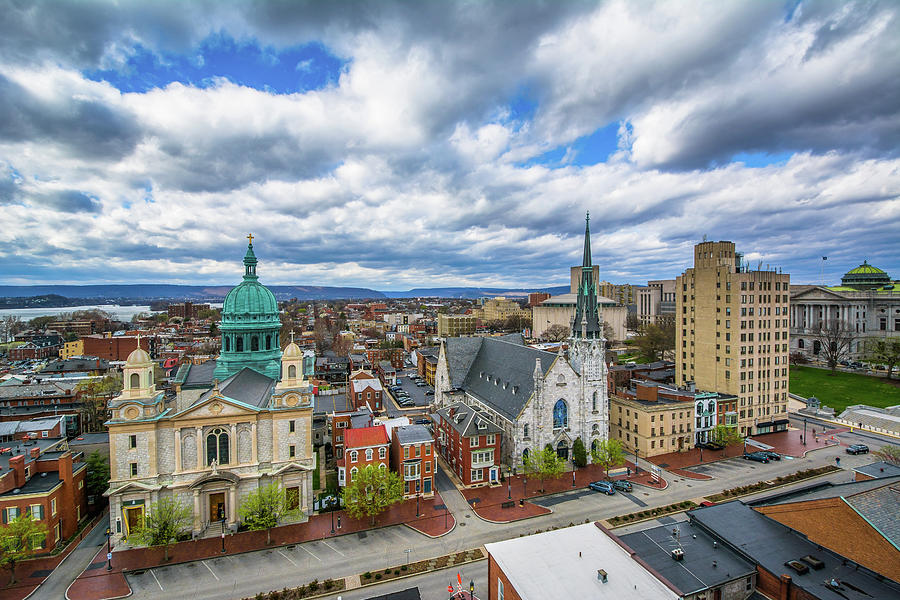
[0,284,570,302]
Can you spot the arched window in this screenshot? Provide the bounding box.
[288,365,297,379]
[251,336,259,351]
[522,448,529,463]
[365,448,373,461]
[708,401,715,413]
[224,337,231,352]
[349,450,358,463]
[553,399,568,429]
[236,337,244,352]
[206,427,229,466]
[149,371,153,385]
[592,391,598,412]
[523,424,529,438]
[592,424,599,436]
[379,463,387,470]
[350,466,358,478]
[130,373,140,389]
[697,402,703,413]
[798,338,805,349]
[591,439,600,453]
[266,335,272,350]
[813,340,821,355]
[557,374,565,384]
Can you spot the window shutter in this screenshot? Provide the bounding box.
[37,505,44,520]
[2,509,6,524]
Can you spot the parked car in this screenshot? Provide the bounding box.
[742,452,770,463]
[846,444,869,455]
[612,480,633,492]
[414,418,430,425]
[699,500,716,507]
[697,441,725,451]
[760,451,781,461]
[588,481,615,495]
[425,390,434,396]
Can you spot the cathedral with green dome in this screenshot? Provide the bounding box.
[213,237,283,381]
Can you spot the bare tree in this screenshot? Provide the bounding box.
[1,316,23,343]
[812,320,856,375]
[864,337,900,380]
[542,324,570,342]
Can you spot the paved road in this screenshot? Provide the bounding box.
[37,512,108,599]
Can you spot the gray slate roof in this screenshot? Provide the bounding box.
[620,523,755,596]
[853,461,900,479]
[435,402,502,437]
[194,367,275,409]
[0,382,74,399]
[843,481,900,549]
[394,424,433,445]
[748,475,900,506]
[690,501,900,600]
[459,337,557,421]
[184,361,217,387]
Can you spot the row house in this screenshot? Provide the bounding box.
[347,371,384,411]
[328,407,374,460]
[0,443,88,554]
[337,425,390,488]
[366,347,404,370]
[314,354,350,384]
[9,337,62,360]
[391,425,435,498]
[376,360,397,387]
[432,402,502,487]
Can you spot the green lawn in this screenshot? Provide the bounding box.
[790,365,900,414]
[312,450,320,490]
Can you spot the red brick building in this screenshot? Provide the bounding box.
[81,335,152,361]
[166,302,211,320]
[527,292,551,307]
[390,424,435,498]
[337,425,390,488]
[9,337,61,360]
[347,371,384,411]
[433,402,502,487]
[366,347,404,369]
[0,443,88,553]
[328,407,374,460]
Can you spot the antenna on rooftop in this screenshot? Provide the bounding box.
[702,234,708,242]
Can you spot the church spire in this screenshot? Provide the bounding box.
[243,234,259,280]
[572,212,602,339]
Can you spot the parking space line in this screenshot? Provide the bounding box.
[322,540,346,556]
[299,544,321,561]
[202,561,219,580]
[150,569,164,591]
[278,549,298,567]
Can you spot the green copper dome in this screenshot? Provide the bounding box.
[840,260,891,290]
[214,239,282,381]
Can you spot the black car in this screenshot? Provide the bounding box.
[612,480,633,492]
[846,444,869,455]
[760,451,781,461]
[742,451,770,463]
[697,441,725,451]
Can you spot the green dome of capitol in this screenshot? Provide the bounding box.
[840,260,891,290]
[214,235,283,381]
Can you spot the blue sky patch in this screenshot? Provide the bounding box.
[518,122,621,168]
[731,151,794,168]
[86,33,346,94]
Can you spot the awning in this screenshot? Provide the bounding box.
[755,421,774,428]
[773,419,790,425]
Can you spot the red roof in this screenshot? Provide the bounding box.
[343,425,389,449]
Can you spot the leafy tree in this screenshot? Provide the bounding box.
[132,497,192,562]
[811,320,856,375]
[525,447,565,492]
[85,450,110,505]
[0,516,48,584]
[239,483,300,545]
[634,322,675,362]
[27,315,56,330]
[572,437,587,468]
[542,324,570,342]
[710,424,744,447]
[590,438,626,478]
[76,375,122,432]
[864,337,900,380]
[341,465,403,525]
[873,445,900,466]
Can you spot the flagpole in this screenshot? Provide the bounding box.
[821,256,827,286]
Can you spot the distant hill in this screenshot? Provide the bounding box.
[0,283,570,303]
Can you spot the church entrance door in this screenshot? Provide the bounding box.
[556,440,568,460]
[124,505,144,537]
[209,492,226,523]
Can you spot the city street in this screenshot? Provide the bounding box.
[96,424,897,600]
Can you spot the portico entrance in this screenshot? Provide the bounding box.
[556,440,568,460]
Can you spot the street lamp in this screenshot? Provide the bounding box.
[105,527,112,571]
[634,446,640,474]
[507,467,511,500]
[803,418,807,446]
[415,480,421,517]
[469,579,475,600]
[330,496,335,534]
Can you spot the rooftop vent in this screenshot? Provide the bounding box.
[784,560,809,575]
[671,548,684,561]
[597,569,607,583]
[800,555,824,570]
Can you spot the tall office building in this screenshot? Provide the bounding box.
[676,241,790,437]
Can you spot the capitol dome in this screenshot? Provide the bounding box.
[840,261,891,290]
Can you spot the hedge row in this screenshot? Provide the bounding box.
[608,501,697,526]
[705,465,841,502]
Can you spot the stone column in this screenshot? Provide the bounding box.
[229,485,237,525]
[251,422,258,464]
[230,423,237,465]
[193,489,201,531]
[174,427,182,473]
[196,426,204,470]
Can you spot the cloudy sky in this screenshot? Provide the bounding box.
[1,0,898,291]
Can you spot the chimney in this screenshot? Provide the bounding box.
[597,569,607,583]
[779,574,792,600]
[9,455,25,488]
[30,447,40,459]
[449,406,455,418]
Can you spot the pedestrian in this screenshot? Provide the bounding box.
[835,456,840,467]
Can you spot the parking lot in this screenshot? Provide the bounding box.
[384,370,433,416]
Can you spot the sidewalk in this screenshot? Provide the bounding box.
[67,492,454,600]
[460,462,666,523]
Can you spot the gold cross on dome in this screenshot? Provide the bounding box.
[247,233,254,245]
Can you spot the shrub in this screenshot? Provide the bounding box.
[375,574,382,580]
[394,570,400,575]
[384,569,391,575]
[308,579,319,591]
[324,579,334,590]
[363,572,372,579]
[401,565,407,571]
